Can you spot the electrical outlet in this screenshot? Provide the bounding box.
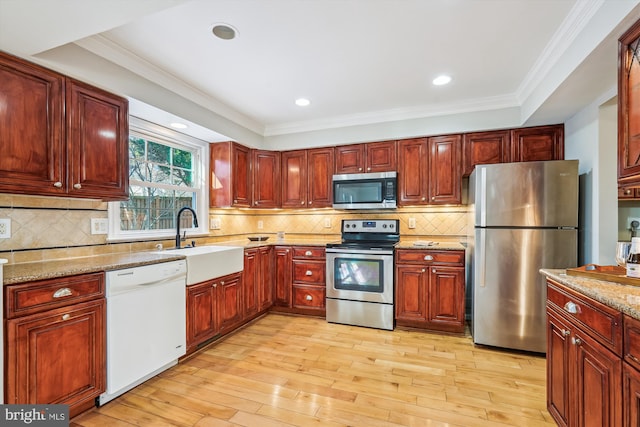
[210,218,221,230]
[629,217,640,229]
[257,220,264,229]
[90,218,108,235]
[0,218,10,238]
[324,218,331,228]
[408,217,416,229]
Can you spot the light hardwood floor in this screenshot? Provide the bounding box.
[72,314,555,427]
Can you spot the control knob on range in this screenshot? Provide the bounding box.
[382,224,387,228]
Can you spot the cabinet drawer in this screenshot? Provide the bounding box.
[625,314,640,370]
[6,273,105,318]
[292,285,325,309]
[547,280,622,355]
[292,260,325,284]
[396,250,464,265]
[292,247,325,259]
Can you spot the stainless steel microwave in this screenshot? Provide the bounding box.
[332,171,397,209]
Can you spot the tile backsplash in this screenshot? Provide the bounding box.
[0,194,469,263]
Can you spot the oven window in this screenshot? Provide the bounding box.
[333,257,384,293]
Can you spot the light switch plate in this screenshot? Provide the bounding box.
[90,218,108,235]
[0,218,10,238]
[408,218,416,229]
[210,218,221,230]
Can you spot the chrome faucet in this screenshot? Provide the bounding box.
[176,206,198,249]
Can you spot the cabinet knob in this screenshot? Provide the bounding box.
[358,167,363,171]
[431,196,435,201]
[367,167,371,171]
[301,201,305,205]
[309,201,312,205]
[62,314,70,321]
[563,301,580,314]
[305,270,313,276]
[627,189,633,195]
[212,283,217,288]
[421,268,426,272]
[305,295,313,301]
[561,329,570,337]
[571,337,582,346]
[424,255,433,261]
[305,251,312,256]
[73,183,82,189]
[432,268,436,273]
[220,281,225,285]
[53,288,72,298]
[53,181,63,188]
[421,197,426,201]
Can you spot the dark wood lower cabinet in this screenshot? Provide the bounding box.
[624,363,640,426]
[546,279,623,427]
[6,299,106,418]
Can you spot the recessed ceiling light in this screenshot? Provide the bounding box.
[432,75,452,86]
[295,98,311,107]
[170,122,188,129]
[211,23,238,40]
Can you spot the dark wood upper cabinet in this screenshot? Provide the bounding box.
[619,19,640,187]
[462,130,511,176]
[0,52,128,200]
[511,124,564,163]
[210,141,251,207]
[335,140,396,174]
[428,134,461,204]
[66,79,129,200]
[252,149,280,208]
[281,147,333,208]
[397,138,429,205]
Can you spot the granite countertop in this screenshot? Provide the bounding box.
[396,240,465,251]
[3,252,185,285]
[541,268,640,321]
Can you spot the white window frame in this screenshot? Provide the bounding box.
[108,117,209,241]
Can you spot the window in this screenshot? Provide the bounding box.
[108,117,208,240]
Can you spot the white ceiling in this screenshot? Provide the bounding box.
[1,0,640,146]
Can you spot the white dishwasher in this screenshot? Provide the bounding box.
[99,260,187,405]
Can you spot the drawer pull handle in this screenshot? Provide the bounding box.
[62,314,70,321]
[561,329,570,337]
[53,288,73,298]
[424,255,433,261]
[305,295,313,301]
[564,301,580,314]
[305,270,313,276]
[305,251,312,256]
[571,337,582,346]
[53,181,63,188]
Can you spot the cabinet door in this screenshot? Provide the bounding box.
[335,144,365,174]
[281,150,307,208]
[428,134,461,204]
[6,299,105,417]
[258,246,274,311]
[511,125,564,163]
[398,138,429,205]
[573,330,622,427]
[619,21,640,186]
[243,250,259,318]
[547,308,571,427]
[395,265,427,322]
[232,143,252,207]
[427,266,465,332]
[307,148,334,208]
[462,130,510,176]
[66,79,129,200]
[253,150,280,208]
[624,363,640,427]
[218,273,243,335]
[366,141,396,172]
[0,52,65,196]
[186,281,218,351]
[274,247,292,307]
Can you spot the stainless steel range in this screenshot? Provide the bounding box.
[326,219,399,330]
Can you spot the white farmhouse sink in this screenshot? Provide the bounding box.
[158,245,244,285]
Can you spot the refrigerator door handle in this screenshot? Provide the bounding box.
[478,229,486,287]
[479,167,487,227]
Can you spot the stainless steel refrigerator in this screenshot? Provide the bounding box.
[468,160,578,353]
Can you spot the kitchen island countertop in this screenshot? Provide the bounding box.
[541,268,640,321]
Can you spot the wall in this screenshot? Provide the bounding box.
[0,193,469,264]
[564,88,618,265]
